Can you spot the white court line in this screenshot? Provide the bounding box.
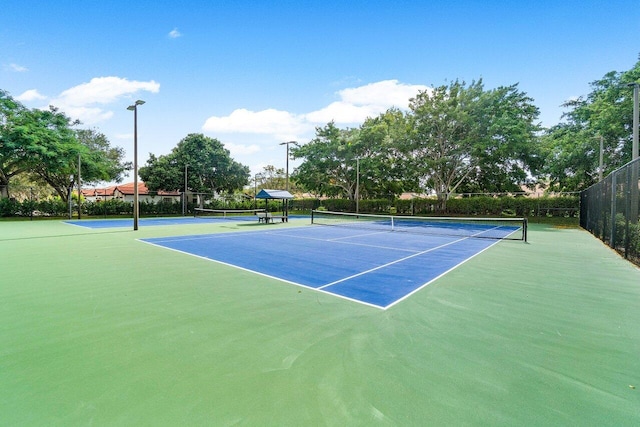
[148,228,420,254]
[384,237,506,310]
[265,230,423,253]
[141,223,516,310]
[138,238,385,310]
[318,236,470,290]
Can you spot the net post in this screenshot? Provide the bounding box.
[311,209,315,224]
[523,217,528,243]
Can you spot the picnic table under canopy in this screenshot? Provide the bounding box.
[255,189,294,219]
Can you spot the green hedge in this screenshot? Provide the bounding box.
[291,195,580,218]
[0,195,580,219]
[0,197,69,217]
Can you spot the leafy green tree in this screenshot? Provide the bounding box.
[139,133,250,194]
[75,129,129,186]
[22,107,84,201]
[540,124,597,191]
[258,165,286,190]
[291,122,360,200]
[292,111,412,202]
[542,57,640,191]
[0,100,84,202]
[0,90,29,198]
[1,90,128,201]
[465,84,542,193]
[407,80,481,205]
[407,80,541,207]
[355,109,412,199]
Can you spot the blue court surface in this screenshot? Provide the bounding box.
[141,225,510,309]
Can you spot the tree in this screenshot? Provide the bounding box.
[139,133,250,195]
[465,84,542,193]
[542,57,640,191]
[355,109,412,199]
[291,122,360,200]
[292,111,412,202]
[0,90,29,198]
[1,90,128,201]
[407,80,541,207]
[407,81,481,206]
[258,165,286,190]
[0,101,83,202]
[23,107,85,201]
[75,128,129,186]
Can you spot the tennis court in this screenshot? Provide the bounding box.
[141,216,521,308]
[1,217,639,425]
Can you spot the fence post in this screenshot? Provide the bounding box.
[624,166,631,258]
[610,173,617,248]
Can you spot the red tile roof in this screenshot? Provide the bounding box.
[82,182,180,197]
[115,182,180,196]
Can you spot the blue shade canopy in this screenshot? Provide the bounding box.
[255,189,294,199]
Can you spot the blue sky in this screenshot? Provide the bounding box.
[2,0,639,182]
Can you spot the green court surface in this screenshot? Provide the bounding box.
[1,219,639,425]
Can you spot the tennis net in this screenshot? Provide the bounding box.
[311,210,527,241]
[194,208,265,221]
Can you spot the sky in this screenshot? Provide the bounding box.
[2,0,639,184]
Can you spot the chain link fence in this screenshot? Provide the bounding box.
[580,157,640,265]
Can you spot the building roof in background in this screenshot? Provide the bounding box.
[82,182,180,197]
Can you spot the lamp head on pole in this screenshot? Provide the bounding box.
[127,100,146,110]
[279,140,298,146]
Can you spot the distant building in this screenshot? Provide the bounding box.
[82,182,181,204]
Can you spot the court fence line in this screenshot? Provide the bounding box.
[580,157,640,265]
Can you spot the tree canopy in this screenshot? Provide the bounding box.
[541,57,640,191]
[139,133,250,195]
[0,90,127,201]
[292,80,542,206]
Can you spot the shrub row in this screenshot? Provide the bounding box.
[0,197,69,217]
[293,195,580,218]
[1,195,579,218]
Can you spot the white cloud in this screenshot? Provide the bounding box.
[304,101,381,124]
[55,76,160,106]
[225,142,262,155]
[49,76,160,124]
[60,106,114,123]
[202,79,430,142]
[16,89,46,102]
[339,79,428,107]
[168,28,182,38]
[8,63,28,72]
[203,108,308,141]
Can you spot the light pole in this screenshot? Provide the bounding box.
[629,83,639,161]
[127,100,145,230]
[77,154,82,220]
[626,83,639,223]
[254,173,263,209]
[356,157,360,214]
[279,141,297,217]
[183,164,189,216]
[68,174,74,219]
